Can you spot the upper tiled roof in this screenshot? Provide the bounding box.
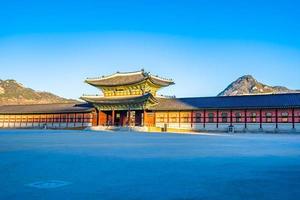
[0,103,94,114]
[151,93,300,110]
[85,70,174,87]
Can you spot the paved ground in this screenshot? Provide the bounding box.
[0,130,300,200]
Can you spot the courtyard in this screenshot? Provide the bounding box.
[0,130,300,199]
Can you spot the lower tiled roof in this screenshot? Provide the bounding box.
[151,93,300,111]
[81,93,158,105]
[0,103,94,114]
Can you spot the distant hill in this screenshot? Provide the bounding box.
[218,75,300,96]
[0,79,78,105]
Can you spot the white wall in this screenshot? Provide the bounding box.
[295,124,300,132]
[231,123,246,132]
[192,123,204,130]
[204,123,218,131]
[218,123,231,131]
[155,122,300,133]
[277,123,293,131]
[179,123,192,129]
[246,123,261,132]
[262,123,276,132]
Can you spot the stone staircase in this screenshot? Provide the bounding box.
[86,126,148,132]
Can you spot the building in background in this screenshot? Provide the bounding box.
[0,70,300,133]
[0,103,94,129]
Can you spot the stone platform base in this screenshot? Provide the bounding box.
[86,126,148,132]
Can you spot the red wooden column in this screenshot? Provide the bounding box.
[259,109,262,129]
[66,113,69,128]
[38,114,41,128]
[275,109,278,129]
[31,115,34,127]
[20,114,22,127]
[2,115,4,127]
[19,115,22,127]
[178,111,180,128]
[292,108,295,129]
[127,109,130,126]
[143,110,147,126]
[13,115,15,128]
[25,115,28,127]
[244,109,247,129]
[8,115,10,128]
[82,113,85,127]
[203,110,206,128]
[216,110,219,128]
[153,111,156,126]
[95,109,99,126]
[230,109,233,126]
[59,113,62,128]
[112,109,115,126]
[13,115,16,128]
[190,111,193,128]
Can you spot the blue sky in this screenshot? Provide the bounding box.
[0,0,299,99]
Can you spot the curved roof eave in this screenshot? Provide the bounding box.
[81,93,158,105]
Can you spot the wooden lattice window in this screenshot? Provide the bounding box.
[33,115,39,123]
[221,112,228,123]
[266,112,272,123]
[180,113,190,123]
[235,112,242,123]
[156,113,167,123]
[208,113,214,123]
[281,112,289,123]
[169,113,178,123]
[68,115,73,123]
[251,112,257,123]
[195,112,201,123]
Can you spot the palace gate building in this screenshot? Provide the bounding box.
[0,70,300,132]
[81,70,174,128]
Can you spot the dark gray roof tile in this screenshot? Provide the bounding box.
[151,93,300,110]
[0,103,94,114]
[85,70,174,87]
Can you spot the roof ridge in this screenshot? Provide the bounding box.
[175,93,300,100]
[81,93,151,99]
[0,102,78,107]
[149,74,174,82]
[86,69,145,81]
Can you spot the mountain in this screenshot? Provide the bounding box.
[0,79,78,105]
[218,75,300,96]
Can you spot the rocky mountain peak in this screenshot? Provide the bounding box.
[218,75,299,96]
[0,79,78,105]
